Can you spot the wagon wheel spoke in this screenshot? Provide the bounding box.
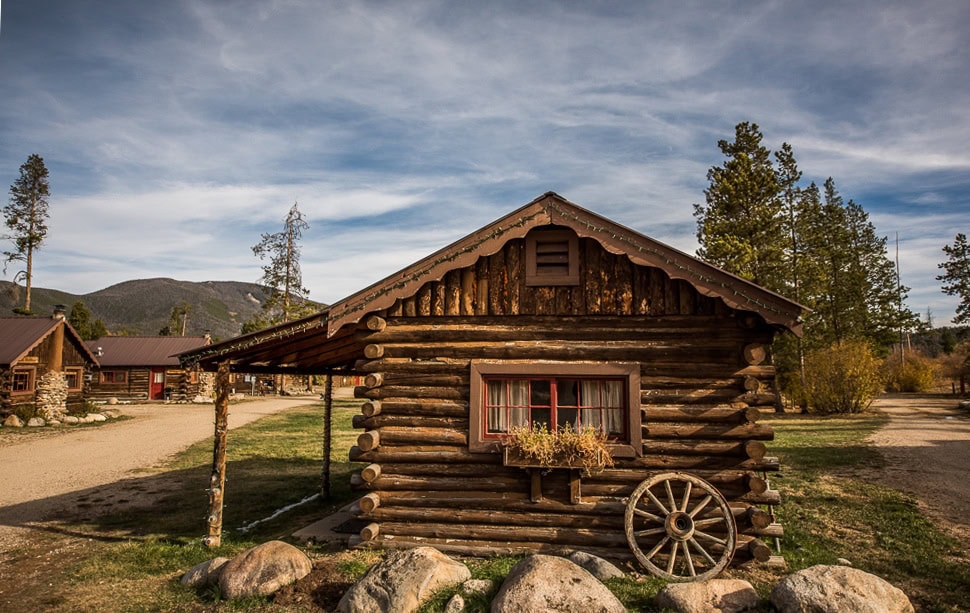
[645,489,671,516]
[645,536,670,561]
[666,540,680,575]
[680,481,692,512]
[689,537,717,566]
[664,479,677,512]
[625,473,737,583]
[632,508,665,523]
[689,494,713,518]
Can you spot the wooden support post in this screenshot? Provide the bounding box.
[569,469,582,504]
[205,360,230,548]
[529,469,542,503]
[321,372,333,499]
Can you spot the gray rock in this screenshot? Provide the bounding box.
[62,415,80,424]
[181,557,229,588]
[88,413,107,422]
[836,558,853,566]
[490,554,626,613]
[48,420,62,427]
[3,415,25,428]
[444,593,465,613]
[338,546,471,613]
[567,551,625,581]
[461,578,495,596]
[655,579,760,613]
[771,565,914,613]
[218,540,312,599]
[26,417,46,427]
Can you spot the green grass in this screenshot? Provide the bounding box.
[767,413,970,612]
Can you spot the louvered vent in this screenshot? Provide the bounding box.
[525,229,579,286]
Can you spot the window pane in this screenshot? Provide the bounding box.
[530,380,550,406]
[486,380,508,433]
[509,380,529,428]
[557,407,578,429]
[530,408,551,430]
[557,379,578,406]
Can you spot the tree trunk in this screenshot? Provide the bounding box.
[205,360,231,548]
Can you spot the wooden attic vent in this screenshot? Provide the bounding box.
[525,228,579,286]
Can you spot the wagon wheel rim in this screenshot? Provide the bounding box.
[624,472,736,582]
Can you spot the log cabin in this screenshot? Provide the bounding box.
[180,193,806,573]
[87,336,210,402]
[0,308,99,419]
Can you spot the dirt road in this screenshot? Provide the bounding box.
[867,395,970,544]
[0,397,316,553]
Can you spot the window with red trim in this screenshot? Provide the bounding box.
[101,370,127,384]
[64,368,84,391]
[12,368,34,393]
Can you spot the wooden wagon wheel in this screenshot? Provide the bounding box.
[624,472,737,582]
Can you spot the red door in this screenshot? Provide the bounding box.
[150,368,166,400]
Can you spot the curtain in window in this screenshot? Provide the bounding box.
[603,380,624,434]
[579,380,624,435]
[487,380,507,432]
[509,380,529,428]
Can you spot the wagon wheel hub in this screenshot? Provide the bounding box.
[666,511,695,541]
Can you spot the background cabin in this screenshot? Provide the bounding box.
[182,193,806,567]
[87,336,210,402]
[0,309,99,419]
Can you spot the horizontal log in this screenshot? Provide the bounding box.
[362,316,387,332]
[641,406,761,423]
[378,520,629,549]
[642,423,774,441]
[377,426,468,446]
[743,343,766,366]
[365,506,626,530]
[583,468,760,490]
[349,446,500,465]
[361,464,381,483]
[620,454,778,472]
[355,357,471,374]
[356,385,467,401]
[372,399,468,417]
[361,400,381,417]
[359,492,381,513]
[365,373,468,387]
[360,522,380,542]
[364,344,384,359]
[353,535,630,565]
[371,490,627,515]
[367,474,524,492]
[376,342,740,363]
[738,536,772,562]
[362,323,754,345]
[352,414,469,430]
[743,523,784,539]
[364,372,383,388]
[641,439,767,460]
[357,431,380,452]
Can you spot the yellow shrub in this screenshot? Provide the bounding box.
[804,340,882,414]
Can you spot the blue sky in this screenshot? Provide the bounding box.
[1,0,968,324]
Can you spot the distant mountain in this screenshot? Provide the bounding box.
[0,278,324,341]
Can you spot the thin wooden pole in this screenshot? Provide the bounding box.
[205,360,230,548]
[322,371,333,499]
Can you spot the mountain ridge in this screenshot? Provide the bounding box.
[0,278,322,341]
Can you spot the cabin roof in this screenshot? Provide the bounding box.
[180,193,807,373]
[89,336,210,367]
[0,316,99,367]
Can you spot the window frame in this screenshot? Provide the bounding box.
[64,367,84,391]
[11,367,36,394]
[469,361,642,458]
[525,228,580,286]
[100,370,127,384]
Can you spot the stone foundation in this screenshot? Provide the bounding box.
[36,371,69,421]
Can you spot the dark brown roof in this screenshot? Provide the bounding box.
[0,317,99,367]
[180,193,808,373]
[88,336,210,367]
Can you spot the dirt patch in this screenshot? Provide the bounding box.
[863,395,970,550]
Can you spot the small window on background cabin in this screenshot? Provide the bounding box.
[525,229,579,286]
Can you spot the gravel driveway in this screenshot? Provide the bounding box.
[867,395,970,546]
[0,397,316,553]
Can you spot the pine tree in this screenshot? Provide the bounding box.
[693,122,786,290]
[3,154,50,314]
[244,202,313,332]
[938,233,970,324]
[68,301,108,340]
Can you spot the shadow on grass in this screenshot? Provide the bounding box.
[0,457,362,546]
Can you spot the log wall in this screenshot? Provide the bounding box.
[0,329,92,416]
[347,237,783,565]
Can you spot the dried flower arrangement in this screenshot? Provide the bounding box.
[502,424,615,473]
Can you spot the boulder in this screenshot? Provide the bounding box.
[655,579,760,613]
[218,541,312,599]
[337,547,471,613]
[62,415,80,424]
[180,557,229,588]
[444,593,465,613]
[567,551,625,581]
[461,579,495,596]
[89,413,107,422]
[3,415,25,428]
[771,565,914,613]
[490,554,626,613]
[26,417,46,427]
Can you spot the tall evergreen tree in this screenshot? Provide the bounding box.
[3,154,50,314]
[68,301,108,340]
[243,202,313,333]
[694,122,786,290]
[938,233,970,324]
